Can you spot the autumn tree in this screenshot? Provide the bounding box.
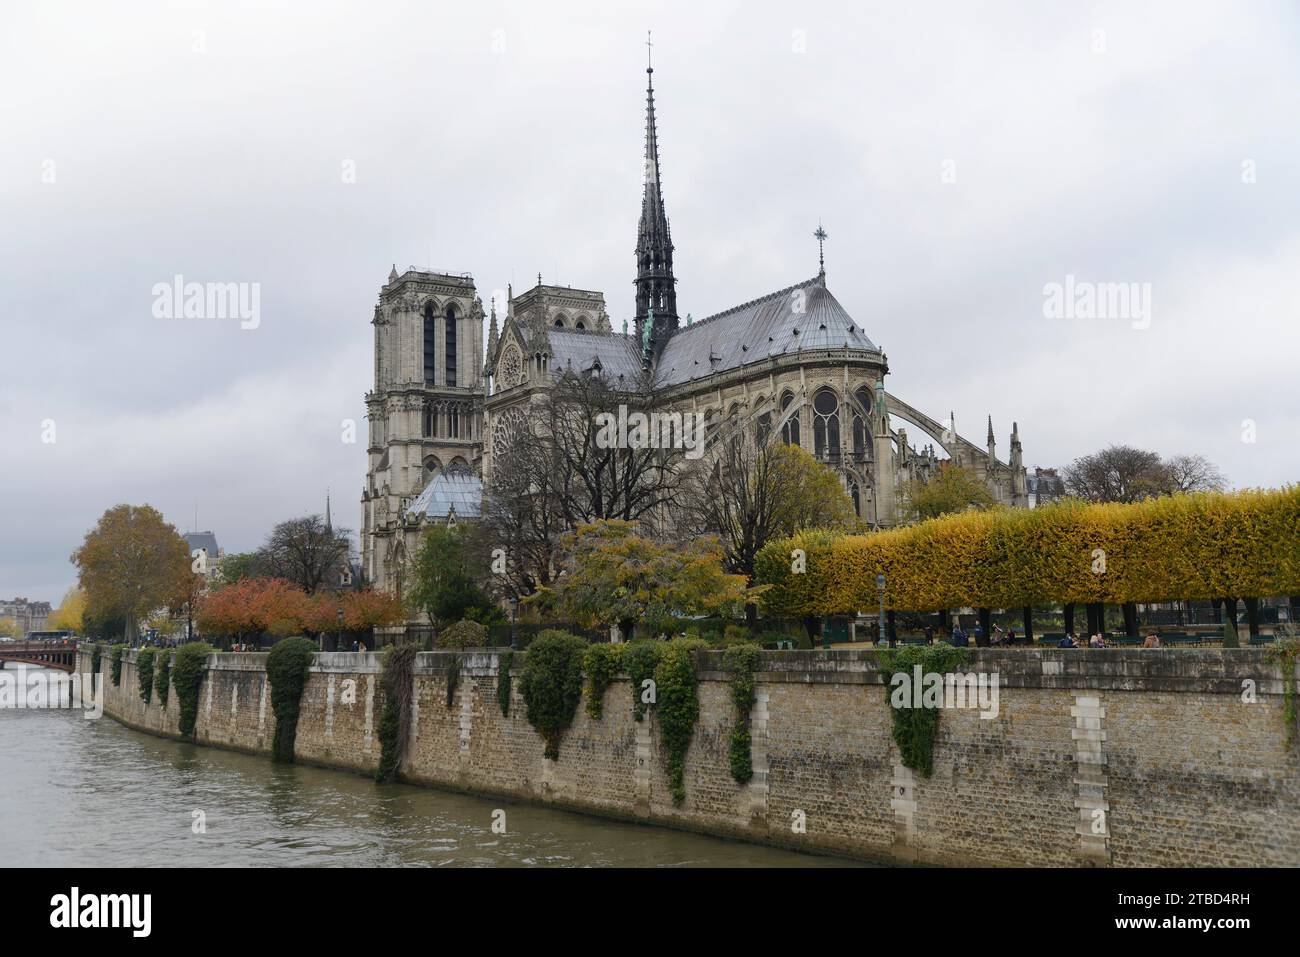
[255,516,352,594]
[48,587,87,633]
[71,504,192,644]
[540,520,752,641]
[900,464,997,522]
[195,577,308,647]
[0,618,18,639]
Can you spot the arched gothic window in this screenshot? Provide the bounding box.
[445,305,457,387]
[424,404,437,438]
[852,387,873,461]
[780,392,800,446]
[812,388,840,461]
[423,302,437,385]
[850,480,861,516]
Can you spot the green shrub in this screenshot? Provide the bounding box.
[623,640,664,722]
[136,647,156,704]
[724,643,762,783]
[721,624,751,647]
[376,642,418,782]
[877,644,968,776]
[173,642,213,738]
[437,619,487,650]
[497,651,514,716]
[266,637,317,762]
[582,643,624,719]
[519,630,587,759]
[110,644,124,687]
[155,650,172,707]
[655,638,708,804]
[1265,634,1300,750]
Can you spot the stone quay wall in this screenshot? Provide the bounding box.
[80,646,1300,866]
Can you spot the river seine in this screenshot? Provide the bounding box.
[0,666,857,867]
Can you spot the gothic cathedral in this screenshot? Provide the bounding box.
[361,59,1029,597]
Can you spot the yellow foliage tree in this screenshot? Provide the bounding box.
[756,486,1300,614]
[48,587,87,633]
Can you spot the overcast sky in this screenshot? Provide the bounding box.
[3,0,1298,604]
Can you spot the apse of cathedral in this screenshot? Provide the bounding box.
[361,59,1029,595]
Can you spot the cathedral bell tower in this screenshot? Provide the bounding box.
[634,39,678,369]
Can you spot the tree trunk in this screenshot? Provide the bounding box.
[618,619,635,643]
[1064,603,1075,636]
[1211,598,1222,624]
[744,602,758,630]
[1222,598,1239,648]
[1022,606,1034,644]
[1122,602,1138,638]
[1244,597,1260,639]
[977,608,992,647]
[886,610,897,647]
[802,616,821,648]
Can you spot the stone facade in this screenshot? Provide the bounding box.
[1,597,51,636]
[83,646,1300,867]
[360,270,486,596]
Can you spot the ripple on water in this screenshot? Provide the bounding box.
[0,696,863,868]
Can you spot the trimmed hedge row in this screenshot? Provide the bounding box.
[755,487,1300,614]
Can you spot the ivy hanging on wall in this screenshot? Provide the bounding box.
[623,641,664,722]
[655,638,707,805]
[723,643,762,784]
[266,637,317,763]
[91,642,104,676]
[497,651,513,717]
[582,643,624,719]
[376,643,418,783]
[155,650,173,708]
[110,644,124,687]
[173,642,213,738]
[136,647,157,704]
[519,630,587,760]
[877,644,969,776]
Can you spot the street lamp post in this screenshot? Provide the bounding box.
[336,607,344,653]
[876,573,887,647]
[509,597,519,650]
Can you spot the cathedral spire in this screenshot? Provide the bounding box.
[635,33,678,369]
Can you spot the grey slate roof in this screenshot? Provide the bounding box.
[547,328,644,380]
[655,277,878,387]
[184,531,219,559]
[534,277,877,390]
[410,467,482,520]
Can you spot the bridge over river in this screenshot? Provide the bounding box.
[0,640,76,673]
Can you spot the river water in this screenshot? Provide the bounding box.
[0,666,856,868]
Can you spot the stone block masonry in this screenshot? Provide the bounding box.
[79,647,1300,867]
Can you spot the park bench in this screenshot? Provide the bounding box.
[1249,634,1276,646]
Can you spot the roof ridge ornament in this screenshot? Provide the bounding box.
[814,222,827,281]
